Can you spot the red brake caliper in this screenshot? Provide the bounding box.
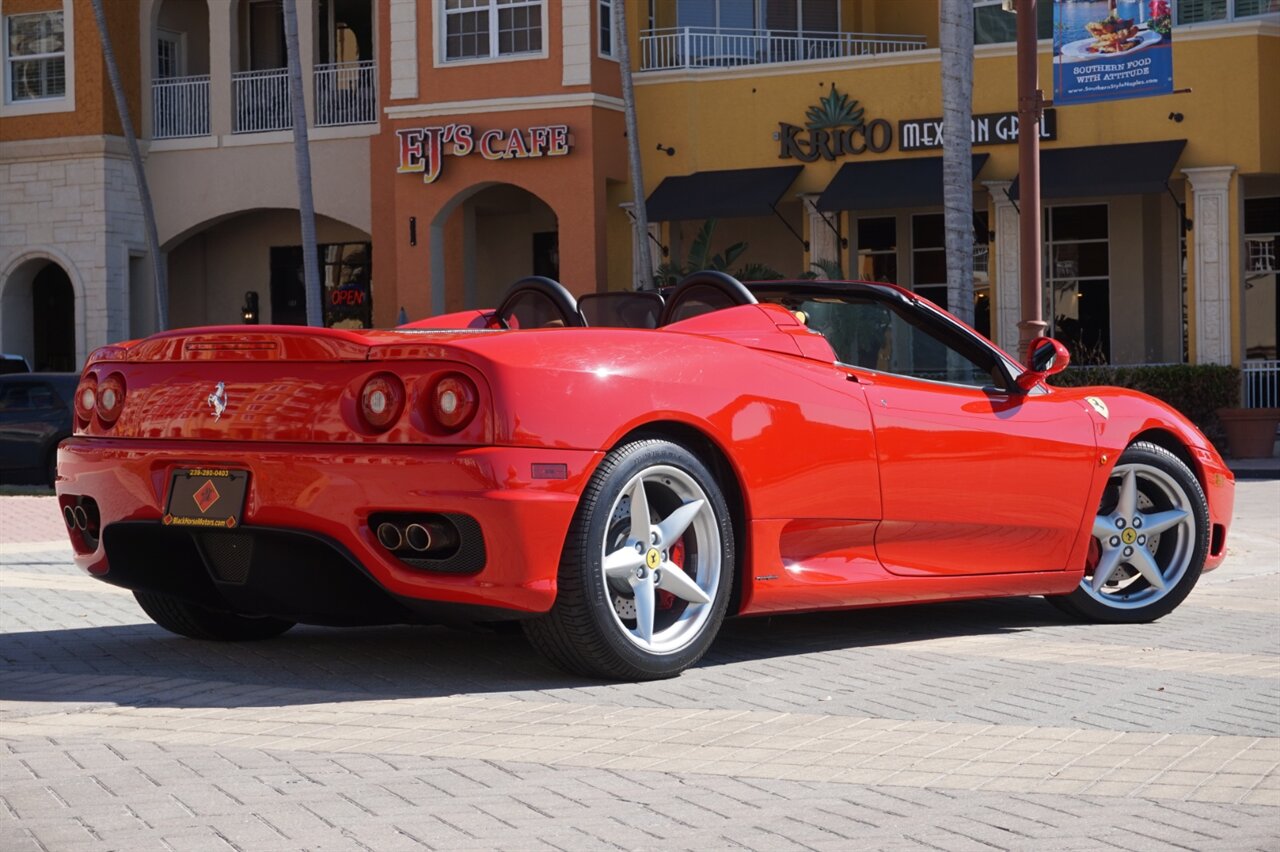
[657,539,685,610]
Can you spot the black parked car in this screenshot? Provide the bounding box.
[0,353,31,375]
[0,373,78,486]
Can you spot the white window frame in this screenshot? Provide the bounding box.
[769,0,842,36]
[599,0,617,60]
[155,28,186,79]
[676,0,755,30]
[1177,0,1279,25]
[436,0,548,67]
[0,0,75,116]
[1043,201,1112,362]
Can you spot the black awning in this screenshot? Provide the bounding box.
[816,154,989,212]
[645,165,804,221]
[1009,139,1186,200]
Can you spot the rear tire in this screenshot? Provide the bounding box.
[523,439,734,680]
[134,590,295,641]
[1049,441,1208,623]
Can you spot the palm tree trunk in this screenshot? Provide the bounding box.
[940,0,975,325]
[282,0,322,327]
[614,0,653,290]
[88,0,167,331]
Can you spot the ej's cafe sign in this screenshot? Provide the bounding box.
[397,124,571,184]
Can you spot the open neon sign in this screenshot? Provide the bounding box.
[396,124,571,184]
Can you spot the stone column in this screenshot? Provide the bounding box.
[1184,166,1236,365]
[209,1,235,137]
[802,194,841,277]
[389,0,419,100]
[984,180,1021,354]
[562,0,592,86]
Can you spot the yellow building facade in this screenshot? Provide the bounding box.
[621,2,1278,377]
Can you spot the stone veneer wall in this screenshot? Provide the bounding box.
[0,135,146,368]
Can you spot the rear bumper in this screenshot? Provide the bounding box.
[56,438,601,617]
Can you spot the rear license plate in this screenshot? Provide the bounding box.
[164,468,249,530]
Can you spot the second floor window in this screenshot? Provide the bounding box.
[444,0,543,61]
[600,0,614,57]
[6,11,65,102]
[972,0,1052,45]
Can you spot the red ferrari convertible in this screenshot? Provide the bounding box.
[56,272,1234,680]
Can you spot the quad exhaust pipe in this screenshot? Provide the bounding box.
[375,522,403,550]
[404,523,432,552]
[61,496,101,553]
[373,517,459,556]
[63,503,91,530]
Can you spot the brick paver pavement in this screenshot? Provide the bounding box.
[2,482,1277,850]
[0,496,71,550]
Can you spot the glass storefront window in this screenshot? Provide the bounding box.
[857,217,897,284]
[910,212,991,336]
[322,243,373,329]
[1243,196,1278,361]
[269,242,373,328]
[1044,204,1110,364]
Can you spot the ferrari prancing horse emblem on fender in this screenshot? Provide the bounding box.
[207,382,227,420]
[1086,396,1109,419]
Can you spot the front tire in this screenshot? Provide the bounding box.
[1050,441,1209,623]
[523,439,734,680]
[134,590,295,641]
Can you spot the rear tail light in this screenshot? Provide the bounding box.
[96,373,126,425]
[430,373,478,432]
[73,375,97,424]
[359,373,405,431]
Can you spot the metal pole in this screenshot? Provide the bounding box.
[1016,0,1046,359]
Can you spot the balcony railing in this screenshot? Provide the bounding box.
[640,27,928,71]
[233,68,291,133]
[314,60,377,127]
[152,74,210,139]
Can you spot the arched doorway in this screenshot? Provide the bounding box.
[431,183,559,312]
[164,209,373,328]
[1,259,76,372]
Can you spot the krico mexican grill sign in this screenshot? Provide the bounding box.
[778,85,892,161]
[779,85,1059,161]
[397,124,571,184]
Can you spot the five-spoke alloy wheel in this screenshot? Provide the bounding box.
[1050,441,1209,623]
[523,439,734,680]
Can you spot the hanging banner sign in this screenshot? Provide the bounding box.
[899,110,1058,152]
[1053,0,1174,106]
[396,124,571,184]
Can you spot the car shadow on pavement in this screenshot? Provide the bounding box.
[0,595,1079,710]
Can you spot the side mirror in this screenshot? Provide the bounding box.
[1016,336,1070,391]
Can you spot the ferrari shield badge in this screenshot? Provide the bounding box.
[1086,396,1109,419]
